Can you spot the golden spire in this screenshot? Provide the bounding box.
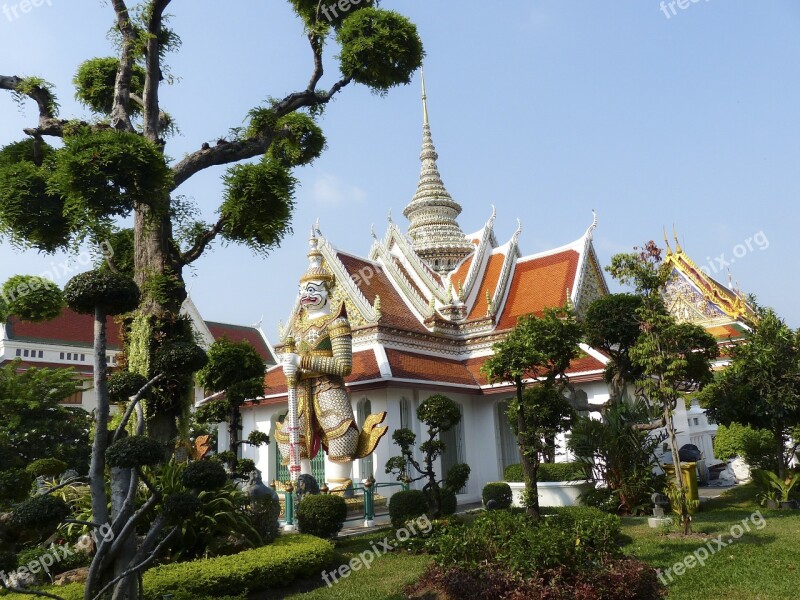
[672,224,683,253]
[663,226,673,256]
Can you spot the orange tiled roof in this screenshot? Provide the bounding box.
[337,253,428,333]
[205,321,275,364]
[496,250,580,330]
[466,353,605,387]
[450,253,474,291]
[7,309,124,349]
[468,252,506,320]
[385,349,479,387]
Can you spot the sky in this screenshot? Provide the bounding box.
[1,0,799,336]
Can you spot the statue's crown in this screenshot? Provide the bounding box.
[300,225,334,285]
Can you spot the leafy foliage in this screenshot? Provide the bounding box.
[699,308,800,477]
[11,495,70,531]
[713,422,778,470]
[182,460,228,491]
[50,129,172,219]
[63,269,140,315]
[197,337,265,401]
[537,461,589,482]
[219,160,296,255]
[296,493,348,539]
[107,370,149,402]
[0,361,91,474]
[73,57,146,115]
[482,482,513,509]
[265,112,326,167]
[106,435,164,468]
[0,140,70,252]
[569,399,665,515]
[389,489,429,528]
[0,469,34,508]
[1,275,64,322]
[141,535,334,599]
[337,8,424,93]
[25,458,68,478]
[385,394,470,516]
[153,340,208,376]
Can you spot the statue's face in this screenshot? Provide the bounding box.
[299,279,329,312]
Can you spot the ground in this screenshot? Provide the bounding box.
[266,484,800,599]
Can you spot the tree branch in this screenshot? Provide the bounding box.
[170,77,351,189]
[113,374,165,443]
[109,0,137,132]
[0,583,64,600]
[0,74,69,138]
[142,0,171,142]
[178,218,225,266]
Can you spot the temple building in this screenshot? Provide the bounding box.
[0,297,276,413]
[235,78,614,501]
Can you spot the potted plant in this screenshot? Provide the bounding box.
[753,470,799,509]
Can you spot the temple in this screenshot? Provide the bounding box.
[236,77,614,500]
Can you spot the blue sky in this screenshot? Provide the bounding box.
[1,0,798,333]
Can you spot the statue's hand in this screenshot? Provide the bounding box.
[282,352,301,376]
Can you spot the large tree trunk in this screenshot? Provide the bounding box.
[133,202,188,447]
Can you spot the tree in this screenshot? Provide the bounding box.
[582,293,644,403]
[699,308,800,478]
[0,361,92,480]
[481,306,582,519]
[196,337,269,469]
[0,1,424,450]
[608,242,718,534]
[385,394,470,517]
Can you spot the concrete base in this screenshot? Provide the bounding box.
[648,517,674,528]
[364,519,375,528]
[283,523,296,532]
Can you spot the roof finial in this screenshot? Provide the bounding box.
[728,268,733,289]
[672,224,683,253]
[371,223,377,240]
[663,226,673,256]
[387,208,393,224]
[421,67,429,127]
[584,209,598,240]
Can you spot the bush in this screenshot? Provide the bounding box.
[296,494,348,538]
[482,482,513,509]
[141,535,333,599]
[63,269,140,316]
[408,558,664,600]
[503,463,523,482]
[538,461,589,482]
[106,436,163,468]
[580,486,621,514]
[435,487,457,516]
[249,495,282,545]
[714,423,777,470]
[11,495,70,531]
[25,458,68,478]
[434,508,621,579]
[182,460,228,491]
[389,489,429,528]
[0,469,34,507]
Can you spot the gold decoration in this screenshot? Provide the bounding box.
[355,411,389,458]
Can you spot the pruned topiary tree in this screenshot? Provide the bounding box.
[385,394,470,517]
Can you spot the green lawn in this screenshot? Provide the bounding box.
[261,530,433,600]
[621,484,800,600]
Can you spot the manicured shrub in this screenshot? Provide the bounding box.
[63,269,139,316]
[141,534,334,599]
[545,506,622,553]
[182,460,228,491]
[163,492,202,523]
[25,458,68,478]
[0,275,64,322]
[389,489,429,528]
[435,487,457,516]
[537,461,589,482]
[482,482,513,509]
[714,423,777,470]
[153,340,208,376]
[0,468,34,506]
[11,495,70,530]
[106,436,163,468]
[503,463,523,482]
[107,371,149,402]
[249,495,282,544]
[296,493,348,538]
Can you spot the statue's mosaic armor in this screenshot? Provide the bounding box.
[275,302,360,463]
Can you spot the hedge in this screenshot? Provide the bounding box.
[503,462,588,482]
[0,535,333,600]
[482,482,512,509]
[141,534,333,598]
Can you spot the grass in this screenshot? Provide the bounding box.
[621,484,800,600]
[260,529,433,600]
